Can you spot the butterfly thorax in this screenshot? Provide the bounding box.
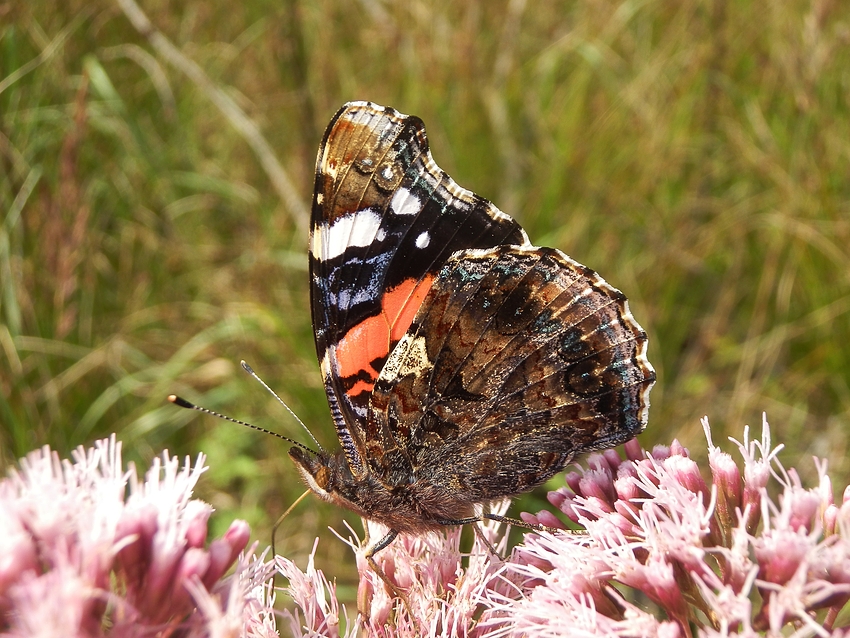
[288,446,475,533]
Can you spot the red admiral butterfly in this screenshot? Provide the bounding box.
[292,101,655,562]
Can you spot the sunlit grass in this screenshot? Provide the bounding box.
[3,0,850,605]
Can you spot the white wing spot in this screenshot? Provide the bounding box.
[380,334,431,380]
[320,350,333,377]
[311,208,382,261]
[415,231,430,249]
[390,187,421,216]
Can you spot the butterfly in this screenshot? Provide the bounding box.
[291,101,656,563]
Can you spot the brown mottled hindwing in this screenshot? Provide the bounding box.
[367,245,655,501]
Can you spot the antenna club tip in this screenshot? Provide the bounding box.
[169,395,194,409]
[241,360,255,374]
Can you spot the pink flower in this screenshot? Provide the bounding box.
[8,417,849,636]
[277,538,351,638]
[277,503,513,638]
[279,416,850,636]
[0,436,275,637]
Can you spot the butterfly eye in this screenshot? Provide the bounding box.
[315,465,332,491]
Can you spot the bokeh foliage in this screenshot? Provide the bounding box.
[3,0,850,598]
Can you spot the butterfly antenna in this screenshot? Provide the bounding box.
[167,395,317,455]
[240,360,323,451]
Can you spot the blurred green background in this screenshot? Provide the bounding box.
[3,0,850,601]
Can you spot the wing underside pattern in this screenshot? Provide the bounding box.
[367,245,655,498]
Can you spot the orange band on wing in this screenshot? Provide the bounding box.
[347,379,375,396]
[333,275,435,393]
[384,275,434,342]
[333,314,385,382]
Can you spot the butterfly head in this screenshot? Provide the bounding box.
[288,446,376,518]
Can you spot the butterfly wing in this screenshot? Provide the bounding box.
[310,102,529,475]
[367,245,656,500]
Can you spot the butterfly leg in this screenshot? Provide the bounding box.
[482,512,589,542]
[435,516,504,559]
[366,527,398,556]
[437,513,564,535]
[472,520,502,559]
[361,528,417,626]
[484,512,589,535]
[436,514,570,561]
[481,512,552,532]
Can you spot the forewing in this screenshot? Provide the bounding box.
[310,102,528,475]
[367,245,655,499]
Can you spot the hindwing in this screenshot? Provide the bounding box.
[366,245,655,499]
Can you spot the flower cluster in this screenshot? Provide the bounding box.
[277,502,515,638]
[4,417,847,637]
[0,436,276,637]
[281,417,850,637]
